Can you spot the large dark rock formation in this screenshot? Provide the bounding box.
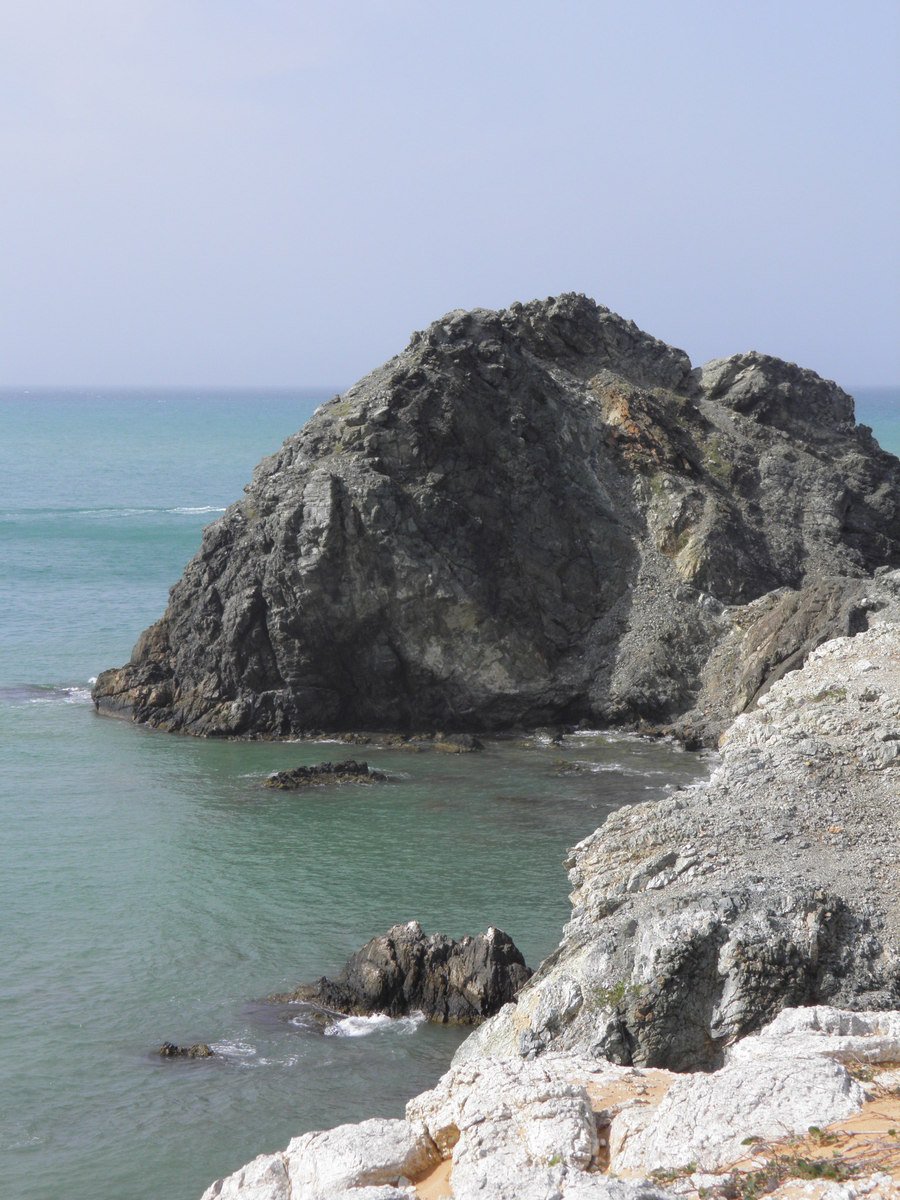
[271,921,531,1025]
[92,295,900,739]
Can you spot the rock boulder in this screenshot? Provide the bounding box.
[271,921,531,1025]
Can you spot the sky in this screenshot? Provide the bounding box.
[1,1,898,387]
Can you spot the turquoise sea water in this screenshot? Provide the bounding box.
[854,386,900,456]
[1,385,896,1200]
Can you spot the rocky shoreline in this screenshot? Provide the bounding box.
[199,615,899,1198]
[82,296,899,1195]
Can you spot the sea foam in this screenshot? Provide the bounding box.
[324,1011,427,1038]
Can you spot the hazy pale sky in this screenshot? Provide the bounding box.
[2,1,898,386]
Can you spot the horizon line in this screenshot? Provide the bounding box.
[1,381,898,393]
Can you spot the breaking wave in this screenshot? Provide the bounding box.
[324,1011,427,1038]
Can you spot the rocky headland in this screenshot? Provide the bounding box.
[200,620,900,1199]
[92,294,900,743]
[84,296,900,1195]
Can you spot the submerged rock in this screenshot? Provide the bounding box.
[157,1042,214,1059]
[263,759,386,789]
[92,294,900,740]
[270,921,531,1025]
[431,733,484,753]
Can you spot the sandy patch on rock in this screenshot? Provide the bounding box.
[414,1157,453,1199]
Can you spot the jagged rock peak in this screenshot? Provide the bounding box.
[700,350,857,436]
[270,921,532,1025]
[397,292,697,394]
[92,295,900,738]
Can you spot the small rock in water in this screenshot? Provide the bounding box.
[157,1042,214,1059]
[264,759,387,789]
[270,921,531,1024]
[431,733,484,753]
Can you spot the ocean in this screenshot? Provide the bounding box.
[1,385,896,1200]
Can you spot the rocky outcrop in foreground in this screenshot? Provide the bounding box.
[461,618,899,1070]
[270,922,531,1025]
[201,1006,900,1199]
[93,294,900,740]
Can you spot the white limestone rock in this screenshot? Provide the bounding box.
[730,1004,900,1065]
[407,1052,685,1198]
[199,1005,900,1197]
[200,1152,290,1200]
[201,1118,435,1200]
[609,1051,866,1173]
[284,1118,437,1197]
[408,1053,598,1167]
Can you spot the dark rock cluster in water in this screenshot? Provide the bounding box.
[271,921,532,1025]
[92,294,900,742]
[263,759,386,789]
[157,1042,214,1059]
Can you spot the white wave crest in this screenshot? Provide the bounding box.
[210,1039,256,1058]
[324,1011,426,1038]
[167,506,226,515]
[564,760,673,778]
[10,683,93,706]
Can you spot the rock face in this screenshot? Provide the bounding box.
[92,294,900,738]
[458,621,900,1071]
[199,1005,900,1199]
[270,921,531,1024]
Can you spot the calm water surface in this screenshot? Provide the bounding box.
[1,384,894,1200]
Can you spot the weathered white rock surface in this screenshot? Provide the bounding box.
[201,1151,290,1200]
[200,1005,899,1198]
[609,1052,864,1172]
[201,1117,438,1200]
[408,1054,636,1197]
[729,1005,900,1067]
[460,623,900,1072]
